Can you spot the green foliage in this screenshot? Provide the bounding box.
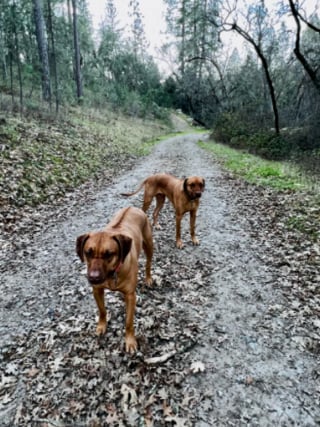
[211,112,250,144]
[157,77,178,108]
[286,215,309,234]
[286,198,320,241]
[247,133,292,160]
[0,0,169,120]
[212,112,292,160]
[0,122,19,145]
[199,139,304,191]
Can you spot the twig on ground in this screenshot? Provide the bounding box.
[144,350,177,365]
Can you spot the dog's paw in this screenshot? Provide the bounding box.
[96,321,107,335]
[176,240,184,249]
[192,237,200,246]
[125,335,137,353]
[145,276,153,287]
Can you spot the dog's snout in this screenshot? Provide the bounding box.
[88,269,104,284]
[195,192,202,198]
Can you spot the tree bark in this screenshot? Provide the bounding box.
[47,0,59,113]
[33,0,51,103]
[288,0,320,95]
[231,23,280,134]
[71,0,83,100]
[180,0,186,76]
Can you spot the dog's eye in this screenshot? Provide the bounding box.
[190,183,195,188]
[103,251,113,260]
[85,248,93,257]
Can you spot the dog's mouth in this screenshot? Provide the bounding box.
[189,192,202,200]
[87,270,117,286]
[88,277,105,286]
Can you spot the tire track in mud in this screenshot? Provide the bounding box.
[0,134,319,426]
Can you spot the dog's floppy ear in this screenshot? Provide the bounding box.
[76,233,90,262]
[183,178,189,193]
[202,178,205,189]
[113,234,132,263]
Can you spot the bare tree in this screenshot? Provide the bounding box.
[288,0,320,94]
[207,0,281,134]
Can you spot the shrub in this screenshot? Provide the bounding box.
[211,113,293,160]
[211,112,250,144]
[247,133,292,160]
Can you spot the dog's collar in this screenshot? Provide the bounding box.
[111,261,122,287]
[114,261,122,273]
[184,189,197,202]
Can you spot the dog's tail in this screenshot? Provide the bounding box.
[120,180,145,197]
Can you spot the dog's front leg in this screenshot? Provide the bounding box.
[190,210,199,245]
[92,287,107,335]
[124,291,137,353]
[175,213,183,249]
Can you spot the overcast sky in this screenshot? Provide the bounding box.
[86,0,167,54]
[85,0,320,74]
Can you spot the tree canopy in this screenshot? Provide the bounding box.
[0,0,319,156]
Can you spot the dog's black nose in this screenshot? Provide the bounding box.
[88,270,104,284]
[195,192,202,198]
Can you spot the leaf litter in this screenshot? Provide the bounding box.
[0,123,319,426]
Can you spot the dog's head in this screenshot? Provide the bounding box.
[183,176,205,200]
[76,232,132,286]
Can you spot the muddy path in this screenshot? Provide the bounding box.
[0,133,319,426]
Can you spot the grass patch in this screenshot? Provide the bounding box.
[286,203,320,241]
[199,139,306,191]
[200,139,320,240]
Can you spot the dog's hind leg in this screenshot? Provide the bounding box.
[152,194,165,229]
[142,193,153,213]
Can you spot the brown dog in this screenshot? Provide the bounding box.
[76,206,153,353]
[121,173,205,249]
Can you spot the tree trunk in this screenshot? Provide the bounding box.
[231,23,280,135]
[9,2,23,113]
[13,12,23,114]
[71,0,83,100]
[33,0,51,103]
[47,0,59,113]
[180,0,186,76]
[288,0,320,95]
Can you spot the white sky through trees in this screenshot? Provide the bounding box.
[87,0,167,54]
[86,0,320,74]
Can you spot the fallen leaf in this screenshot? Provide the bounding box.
[190,361,205,373]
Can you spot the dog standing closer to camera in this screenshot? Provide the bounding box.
[121,173,205,249]
[76,206,153,353]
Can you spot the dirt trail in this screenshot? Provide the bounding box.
[0,133,319,426]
